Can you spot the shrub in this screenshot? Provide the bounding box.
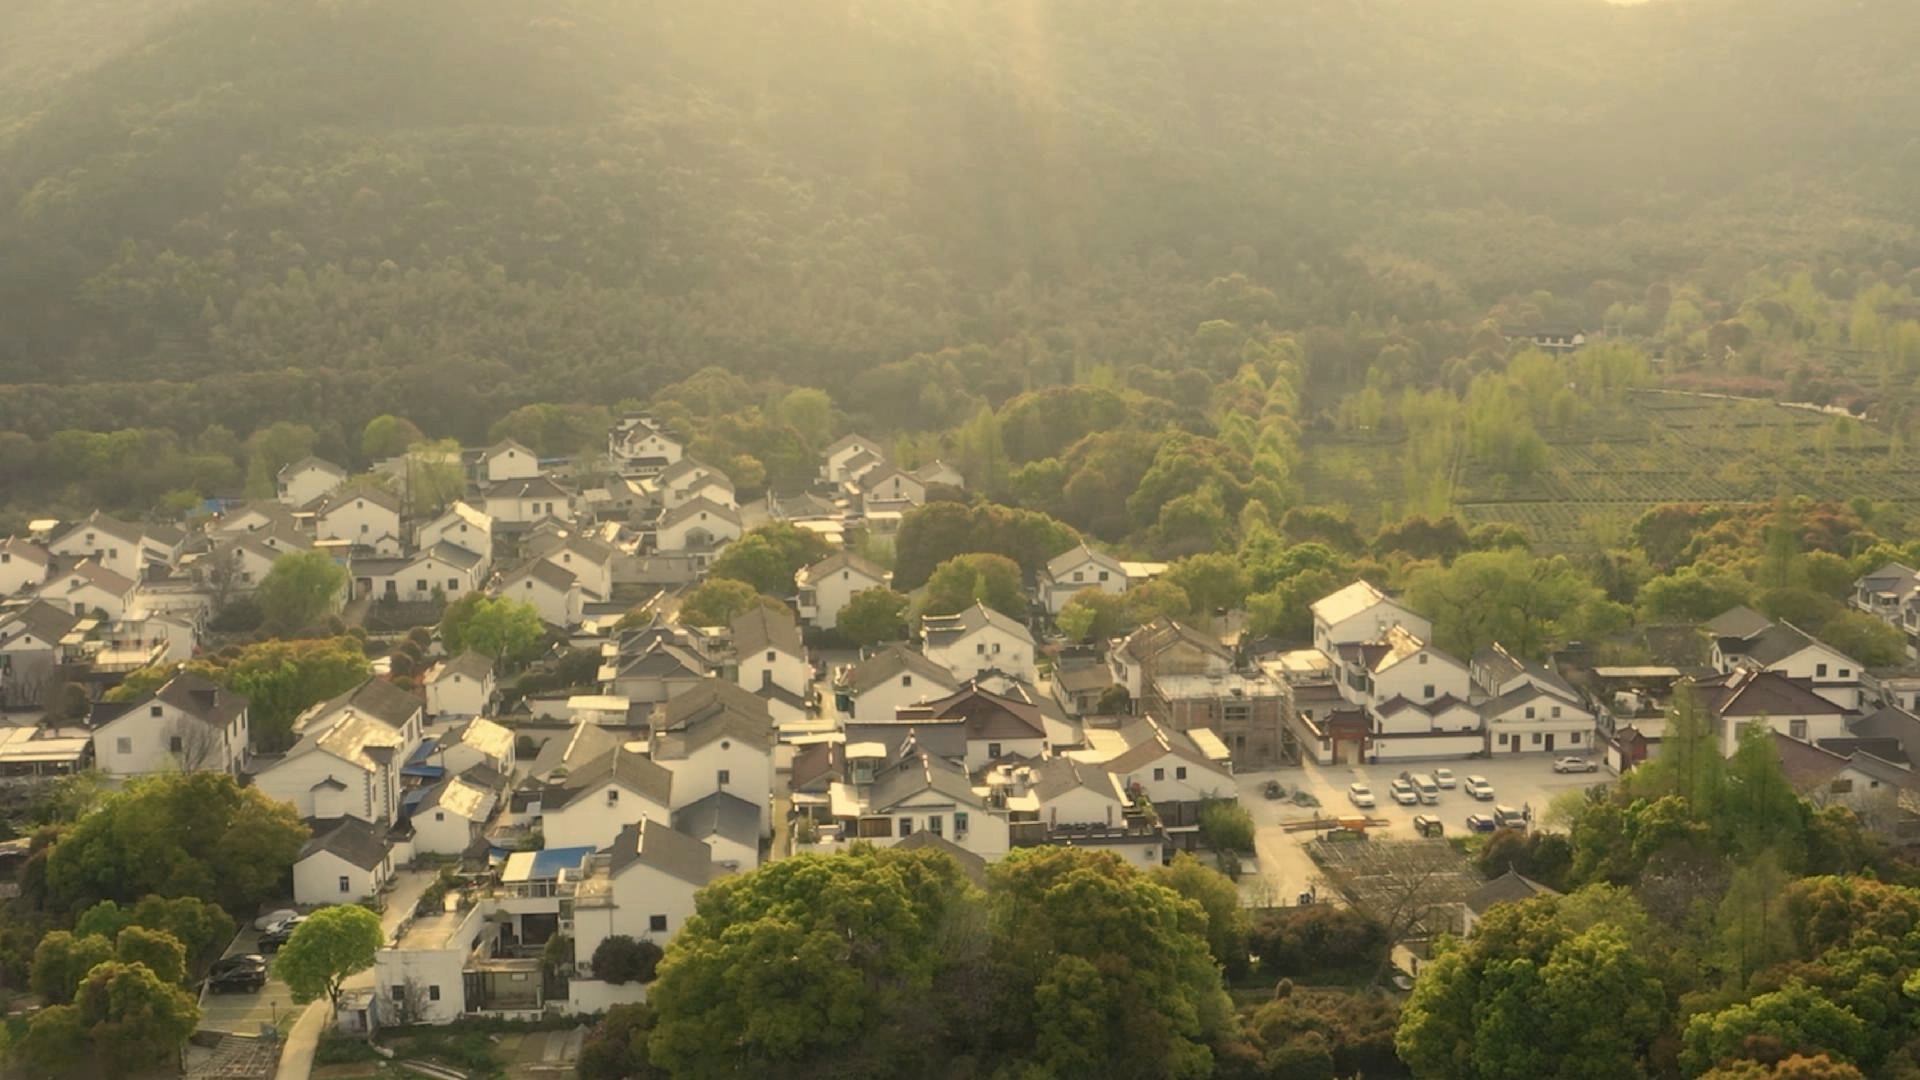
[1248,905,1390,978]
[1199,800,1255,854]
[591,935,664,985]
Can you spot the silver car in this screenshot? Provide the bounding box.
[1347,782,1376,808]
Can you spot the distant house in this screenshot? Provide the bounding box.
[1028,755,1133,829]
[90,672,250,777]
[654,498,742,559]
[1109,618,1233,702]
[294,817,394,905]
[1502,327,1588,355]
[601,639,712,705]
[362,543,486,604]
[46,512,148,586]
[571,819,722,970]
[481,439,541,484]
[38,560,137,619]
[537,535,617,602]
[1693,668,1849,756]
[276,457,348,507]
[1711,618,1867,711]
[0,602,82,706]
[426,653,495,718]
[821,434,888,485]
[839,645,959,722]
[483,476,577,526]
[651,704,774,830]
[795,551,891,631]
[1310,581,1431,656]
[254,711,408,825]
[1040,544,1129,615]
[1101,715,1235,850]
[497,560,586,628]
[921,603,1036,684]
[655,459,737,511]
[608,414,685,475]
[314,489,405,553]
[672,791,764,871]
[0,536,52,597]
[854,466,925,514]
[911,460,965,490]
[429,717,516,777]
[837,747,1010,861]
[410,773,499,856]
[1853,562,1919,621]
[897,684,1049,771]
[730,606,809,723]
[415,502,493,569]
[1462,869,1559,936]
[538,745,674,851]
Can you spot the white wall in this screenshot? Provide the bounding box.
[738,647,809,699]
[541,787,670,851]
[1113,754,1235,805]
[802,566,886,630]
[418,509,493,566]
[412,807,478,856]
[567,978,649,1016]
[428,672,493,718]
[0,552,49,596]
[373,944,469,1025]
[1367,732,1488,761]
[850,672,947,722]
[1040,785,1127,827]
[50,530,142,582]
[1042,558,1125,614]
[254,750,395,825]
[926,625,1035,684]
[92,701,244,777]
[294,850,387,906]
[487,447,540,483]
[1370,651,1472,708]
[317,499,401,547]
[660,740,772,822]
[963,734,1045,773]
[280,468,343,507]
[1317,601,1431,653]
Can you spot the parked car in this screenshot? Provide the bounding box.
[252,908,298,931]
[1553,756,1599,774]
[1347,782,1376,809]
[210,954,267,977]
[1433,768,1457,789]
[1389,778,1419,805]
[1464,775,1495,801]
[1493,804,1527,829]
[1413,814,1445,838]
[1464,813,1497,833]
[206,961,268,994]
[258,916,307,953]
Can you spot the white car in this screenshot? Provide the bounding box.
[1553,756,1600,774]
[1347,782,1376,808]
[252,908,298,931]
[1389,778,1419,805]
[1464,776,1495,801]
[1433,768,1457,789]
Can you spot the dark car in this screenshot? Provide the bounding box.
[258,916,306,952]
[1412,814,1444,838]
[1464,813,1497,833]
[210,954,267,977]
[207,965,268,993]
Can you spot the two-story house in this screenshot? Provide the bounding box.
[0,602,81,706]
[1039,544,1129,615]
[921,603,1035,684]
[0,537,52,597]
[608,414,686,475]
[483,476,577,526]
[654,459,738,511]
[47,513,148,585]
[38,560,137,619]
[730,606,809,724]
[481,439,541,484]
[836,746,1010,860]
[654,498,741,558]
[90,672,250,776]
[1693,668,1850,756]
[415,502,493,570]
[314,489,405,553]
[538,745,675,850]
[426,653,496,718]
[1712,617,1868,711]
[821,434,889,485]
[839,645,959,722]
[276,457,348,507]
[1310,580,1431,657]
[651,706,774,834]
[497,560,586,628]
[794,551,891,631]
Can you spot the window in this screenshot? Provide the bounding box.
[954,811,969,834]
[169,736,182,753]
[338,876,351,893]
[987,742,1001,758]
[1153,767,1165,781]
[901,675,912,687]
[976,643,986,655]
[649,915,668,932]
[992,643,1002,654]
[1790,719,1808,740]
[360,523,368,533]
[1569,732,1581,743]
[607,789,619,805]
[718,769,731,786]
[150,704,163,717]
[898,817,914,836]
[1817,663,1829,678]
[766,650,776,662]
[427,985,440,1002]
[448,578,459,590]
[1423,684,1435,698]
[391,985,406,1002]
[1072,571,1084,582]
[416,579,428,592]
[1831,778,1854,794]
[434,811,445,822]
[929,815,943,836]
[1498,733,1509,746]
[1098,571,1110,582]
[1530,733,1542,745]
[1525,706,1536,719]
[1176,766,1187,780]
[1839,668,1851,678]
[116,737,132,754]
[1551,706,1562,718]
[1418,654,1428,665]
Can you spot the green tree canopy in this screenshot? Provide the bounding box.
[359,414,424,462]
[30,931,114,1006]
[707,524,834,596]
[1405,548,1624,660]
[255,551,348,633]
[274,904,384,1009]
[923,553,1026,617]
[836,587,909,648]
[676,578,766,627]
[182,636,371,751]
[440,593,546,667]
[114,926,187,985]
[20,961,200,1076]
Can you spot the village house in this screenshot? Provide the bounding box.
[821,434,889,485]
[293,817,394,905]
[569,820,723,1000]
[1310,580,1432,656]
[1462,869,1560,936]
[651,705,775,832]
[497,560,587,628]
[409,772,500,855]
[425,653,496,718]
[853,465,925,514]
[1711,615,1868,711]
[483,476,577,526]
[1692,668,1850,756]
[794,551,891,631]
[0,536,52,597]
[536,535,617,602]
[277,457,349,507]
[363,543,486,604]
[90,672,250,776]
[1852,562,1918,624]
[47,512,149,584]
[838,645,960,722]
[203,532,308,594]
[729,605,809,723]
[1109,618,1233,703]
[415,502,493,569]
[654,459,738,511]
[38,559,137,619]
[896,683,1049,771]
[834,745,1011,861]
[672,791,764,871]
[653,498,741,558]
[1147,669,1292,768]
[314,489,405,553]
[1337,625,1473,710]
[1026,755,1132,828]
[921,602,1036,684]
[213,500,300,538]
[482,439,542,484]
[254,711,408,825]
[424,717,516,776]
[601,638,712,705]
[1039,544,1129,615]
[1096,716,1235,850]
[539,743,675,850]
[608,414,685,475]
[911,460,966,490]
[0,602,82,706]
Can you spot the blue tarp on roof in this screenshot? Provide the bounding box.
[402,738,445,779]
[407,738,440,764]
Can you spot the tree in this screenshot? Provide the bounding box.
[30,931,114,1005]
[1816,612,1910,668]
[676,578,763,627]
[1165,554,1250,615]
[44,772,309,913]
[707,524,834,596]
[274,904,384,1010]
[398,438,469,514]
[774,388,835,448]
[923,553,1026,617]
[114,926,187,985]
[360,414,424,462]
[1698,1057,1865,1080]
[1681,984,1869,1076]
[1150,854,1249,979]
[125,895,236,973]
[1405,548,1619,660]
[1123,580,1193,626]
[591,935,664,985]
[837,587,909,647]
[1059,588,1131,642]
[440,594,545,667]
[183,636,370,751]
[1198,801,1254,854]
[71,961,201,1074]
[255,551,348,633]
[1248,905,1389,977]
[892,501,1078,590]
[578,1003,670,1080]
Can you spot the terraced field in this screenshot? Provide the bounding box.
[1301,391,1920,552]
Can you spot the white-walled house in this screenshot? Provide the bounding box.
[898,685,1049,771]
[539,537,616,602]
[1040,544,1128,614]
[1480,683,1596,756]
[38,560,137,619]
[277,457,348,507]
[1311,580,1431,655]
[839,749,1010,861]
[497,560,586,628]
[1696,668,1850,756]
[651,709,774,829]
[921,603,1036,684]
[855,466,925,513]
[730,605,808,720]
[0,537,52,597]
[1101,716,1236,812]
[571,820,721,979]
[293,818,394,905]
[538,745,674,851]
[1344,626,1473,711]
[654,498,741,555]
[90,672,250,777]
[912,460,965,490]
[822,434,889,485]
[795,551,891,631]
[671,791,763,871]
[654,459,737,511]
[410,774,499,856]
[365,544,486,604]
[428,718,516,777]
[482,439,541,483]
[253,712,407,825]
[1030,755,1132,827]
[426,653,496,718]
[1712,619,1869,711]
[315,489,405,552]
[484,476,576,526]
[841,646,959,722]
[48,512,148,583]
[609,414,685,474]
[416,502,493,569]
[0,602,81,706]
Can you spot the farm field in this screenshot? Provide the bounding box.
[1301,391,1920,551]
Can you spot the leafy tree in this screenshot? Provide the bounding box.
[1059,588,1131,643]
[114,926,187,985]
[184,636,370,751]
[1697,1057,1865,1080]
[125,895,236,973]
[44,772,308,913]
[591,935,664,985]
[893,502,1078,591]
[255,551,348,633]
[1248,905,1388,978]
[836,587,909,647]
[1638,566,1754,622]
[1375,515,1472,560]
[1816,612,1910,668]
[1681,984,1869,1076]
[70,960,201,1074]
[676,578,764,627]
[440,593,546,667]
[707,524,833,596]
[1150,854,1249,979]
[100,666,175,704]
[274,905,384,1010]
[30,931,114,1005]
[1164,554,1250,615]
[1405,548,1620,660]
[922,553,1026,617]
[14,1001,89,1074]
[1123,579,1193,626]
[577,1003,670,1080]
[360,414,424,461]
[773,388,835,449]
[1198,801,1254,854]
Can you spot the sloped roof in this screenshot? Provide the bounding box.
[1721,621,1856,669]
[0,600,81,647]
[1045,543,1125,581]
[152,671,248,727]
[732,605,803,658]
[608,818,720,885]
[856,464,920,494]
[444,716,514,761]
[1118,617,1231,666]
[485,438,535,460]
[1479,682,1583,718]
[58,511,146,547]
[671,790,763,849]
[309,677,423,731]
[652,706,773,759]
[847,646,958,695]
[1106,716,1232,778]
[1310,580,1392,626]
[1032,755,1122,803]
[1,536,50,566]
[612,640,710,681]
[542,745,672,810]
[51,559,135,598]
[658,497,741,531]
[485,475,575,501]
[1705,605,1774,640]
[797,550,889,588]
[1851,705,1920,762]
[658,457,731,490]
[921,603,1032,649]
[1858,562,1920,595]
[658,679,770,733]
[1465,868,1558,916]
[421,542,486,571]
[1771,731,1854,792]
[416,774,497,820]
[298,817,390,871]
[279,456,347,480]
[318,486,402,516]
[1692,668,1843,718]
[869,752,983,813]
[911,684,1047,742]
[432,652,494,684]
[510,559,578,592]
[824,434,886,459]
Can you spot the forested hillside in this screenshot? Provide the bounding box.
[3,0,1920,443]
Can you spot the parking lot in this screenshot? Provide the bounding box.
[1234,754,1613,905]
[196,925,301,1038]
